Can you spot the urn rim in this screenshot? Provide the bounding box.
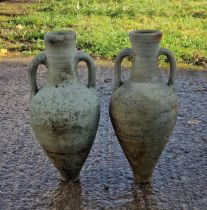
[129,30,162,42]
[44,30,76,45]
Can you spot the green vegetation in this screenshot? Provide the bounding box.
[0,0,206,67]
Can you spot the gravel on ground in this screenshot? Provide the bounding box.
[0,58,206,210]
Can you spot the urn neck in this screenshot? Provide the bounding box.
[44,31,78,85]
[129,30,162,82]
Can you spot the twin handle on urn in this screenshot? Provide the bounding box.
[28,30,178,184]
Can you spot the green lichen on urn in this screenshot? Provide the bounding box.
[29,30,100,182]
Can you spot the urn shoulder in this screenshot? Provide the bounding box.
[30,80,100,126]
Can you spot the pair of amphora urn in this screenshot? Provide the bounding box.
[28,30,178,184]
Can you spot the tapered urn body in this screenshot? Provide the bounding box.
[28,31,100,182]
[110,30,178,183]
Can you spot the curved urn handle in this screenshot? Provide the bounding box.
[75,51,96,88]
[114,48,134,91]
[28,52,46,98]
[158,48,176,87]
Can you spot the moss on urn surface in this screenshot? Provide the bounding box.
[29,31,100,181]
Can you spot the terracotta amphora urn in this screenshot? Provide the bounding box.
[28,30,100,182]
[109,30,178,183]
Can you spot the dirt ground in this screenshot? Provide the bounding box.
[0,58,206,210]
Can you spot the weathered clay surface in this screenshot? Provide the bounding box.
[29,31,100,181]
[110,81,178,183]
[0,59,206,209]
[31,79,100,181]
[110,30,178,183]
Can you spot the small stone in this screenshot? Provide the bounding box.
[16,24,24,30]
[187,119,202,125]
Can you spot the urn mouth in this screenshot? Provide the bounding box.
[44,30,76,46]
[129,30,162,43]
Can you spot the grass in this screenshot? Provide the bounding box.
[0,0,206,68]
